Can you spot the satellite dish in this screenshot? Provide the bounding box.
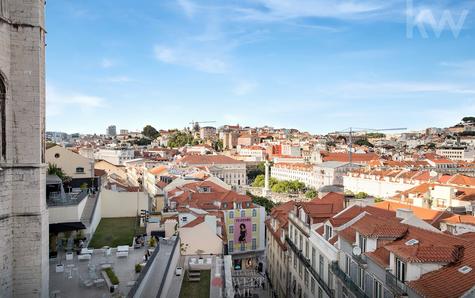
[352,246,362,256]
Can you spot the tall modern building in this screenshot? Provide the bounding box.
[107,125,117,136]
[0,0,49,297]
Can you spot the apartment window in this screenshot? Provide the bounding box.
[241,210,246,217]
[357,267,365,290]
[229,211,234,219]
[294,252,297,269]
[359,234,367,253]
[54,153,60,158]
[396,258,406,282]
[304,269,309,286]
[236,203,242,209]
[310,277,315,294]
[312,248,316,267]
[345,255,351,275]
[318,287,323,298]
[299,234,303,250]
[305,240,309,258]
[325,225,333,240]
[373,279,383,298]
[229,225,234,234]
[299,261,303,277]
[76,167,85,173]
[252,224,257,232]
[223,203,227,208]
[319,255,324,276]
[229,241,234,253]
[252,209,257,217]
[240,242,245,251]
[252,238,257,250]
[328,265,333,287]
[342,287,349,298]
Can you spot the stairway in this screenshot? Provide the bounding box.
[80,193,98,226]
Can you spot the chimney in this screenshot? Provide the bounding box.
[396,208,414,220]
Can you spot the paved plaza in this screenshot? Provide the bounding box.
[49,246,151,298]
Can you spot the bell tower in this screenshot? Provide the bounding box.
[0,0,49,297]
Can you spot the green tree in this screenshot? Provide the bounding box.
[247,162,267,183]
[132,137,152,146]
[168,131,194,148]
[142,125,160,139]
[248,192,275,213]
[47,163,72,183]
[305,188,317,199]
[462,117,475,123]
[354,139,374,147]
[355,192,368,199]
[213,140,223,151]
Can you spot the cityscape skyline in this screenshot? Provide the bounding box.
[45,0,475,134]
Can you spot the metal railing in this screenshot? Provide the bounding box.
[330,262,368,298]
[285,236,334,298]
[385,271,407,296]
[47,189,88,206]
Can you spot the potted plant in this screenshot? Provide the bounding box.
[135,263,142,273]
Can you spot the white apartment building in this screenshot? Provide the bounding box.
[281,144,302,157]
[343,169,431,198]
[271,162,358,190]
[394,183,475,212]
[177,155,247,186]
[95,148,135,165]
[271,163,317,187]
[237,145,267,162]
[199,126,217,140]
[46,145,95,179]
[436,147,475,162]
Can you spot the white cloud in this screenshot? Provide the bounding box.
[234,0,390,21]
[153,45,228,74]
[46,85,106,117]
[177,0,196,18]
[338,81,475,96]
[233,81,257,96]
[440,60,475,77]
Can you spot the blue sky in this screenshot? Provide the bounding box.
[45,0,475,134]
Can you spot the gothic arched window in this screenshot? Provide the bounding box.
[0,76,6,160]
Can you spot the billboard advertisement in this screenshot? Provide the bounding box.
[234,217,252,244]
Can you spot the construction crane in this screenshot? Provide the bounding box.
[334,127,407,164]
[189,120,216,132]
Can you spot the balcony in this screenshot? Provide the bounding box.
[385,271,407,296]
[330,262,368,298]
[285,236,334,298]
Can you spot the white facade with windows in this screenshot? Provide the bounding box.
[95,148,135,165]
[436,148,475,162]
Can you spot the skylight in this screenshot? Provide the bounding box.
[405,239,419,246]
[458,266,472,274]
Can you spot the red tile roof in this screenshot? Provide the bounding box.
[182,216,205,228]
[408,246,475,297]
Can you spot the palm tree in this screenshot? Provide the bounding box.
[47,163,72,183]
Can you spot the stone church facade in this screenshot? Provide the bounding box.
[0,0,49,297]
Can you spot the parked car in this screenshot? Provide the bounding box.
[175,267,183,276]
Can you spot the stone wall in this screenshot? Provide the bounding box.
[0,0,48,297]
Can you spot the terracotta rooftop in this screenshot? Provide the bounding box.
[178,154,243,165]
[408,246,475,298]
